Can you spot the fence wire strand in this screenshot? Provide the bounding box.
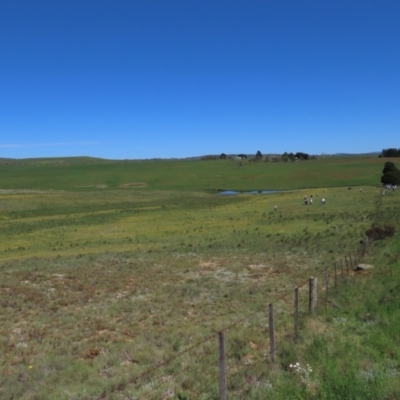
[98,245,366,399]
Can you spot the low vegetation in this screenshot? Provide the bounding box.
[258,231,400,400]
[0,156,399,399]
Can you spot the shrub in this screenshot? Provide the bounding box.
[365,224,396,241]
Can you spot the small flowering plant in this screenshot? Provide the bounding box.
[289,362,313,385]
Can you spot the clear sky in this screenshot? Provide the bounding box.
[1,1,399,159]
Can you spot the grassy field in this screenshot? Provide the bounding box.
[0,155,390,192]
[0,156,399,399]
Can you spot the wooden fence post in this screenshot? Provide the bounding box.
[349,253,353,270]
[294,287,299,341]
[269,303,276,363]
[364,240,368,257]
[340,259,344,279]
[218,331,227,400]
[325,269,329,300]
[334,263,338,288]
[345,256,350,275]
[309,277,317,315]
[364,239,369,256]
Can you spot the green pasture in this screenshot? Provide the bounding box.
[0,155,390,191]
[0,156,399,399]
[0,185,388,262]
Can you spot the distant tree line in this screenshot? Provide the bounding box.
[281,152,311,161]
[219,151,314,161]
[379,148,400,157]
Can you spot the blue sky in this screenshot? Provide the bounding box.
[1,1,399,159]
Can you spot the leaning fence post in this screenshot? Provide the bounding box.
[218,331,227,400]
[269,303,276,363]
[309,277,317,315]
[294,287,299,341]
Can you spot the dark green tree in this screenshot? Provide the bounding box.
[381,162,400,185]
[295,152,310,160]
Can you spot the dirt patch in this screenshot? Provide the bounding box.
[199,261,217,268]
[248,264,270,270]
[74,185,108,189]
[0,189,50,194]
[119,182,148,188]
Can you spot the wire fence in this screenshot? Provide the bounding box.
[97,243,368,399]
